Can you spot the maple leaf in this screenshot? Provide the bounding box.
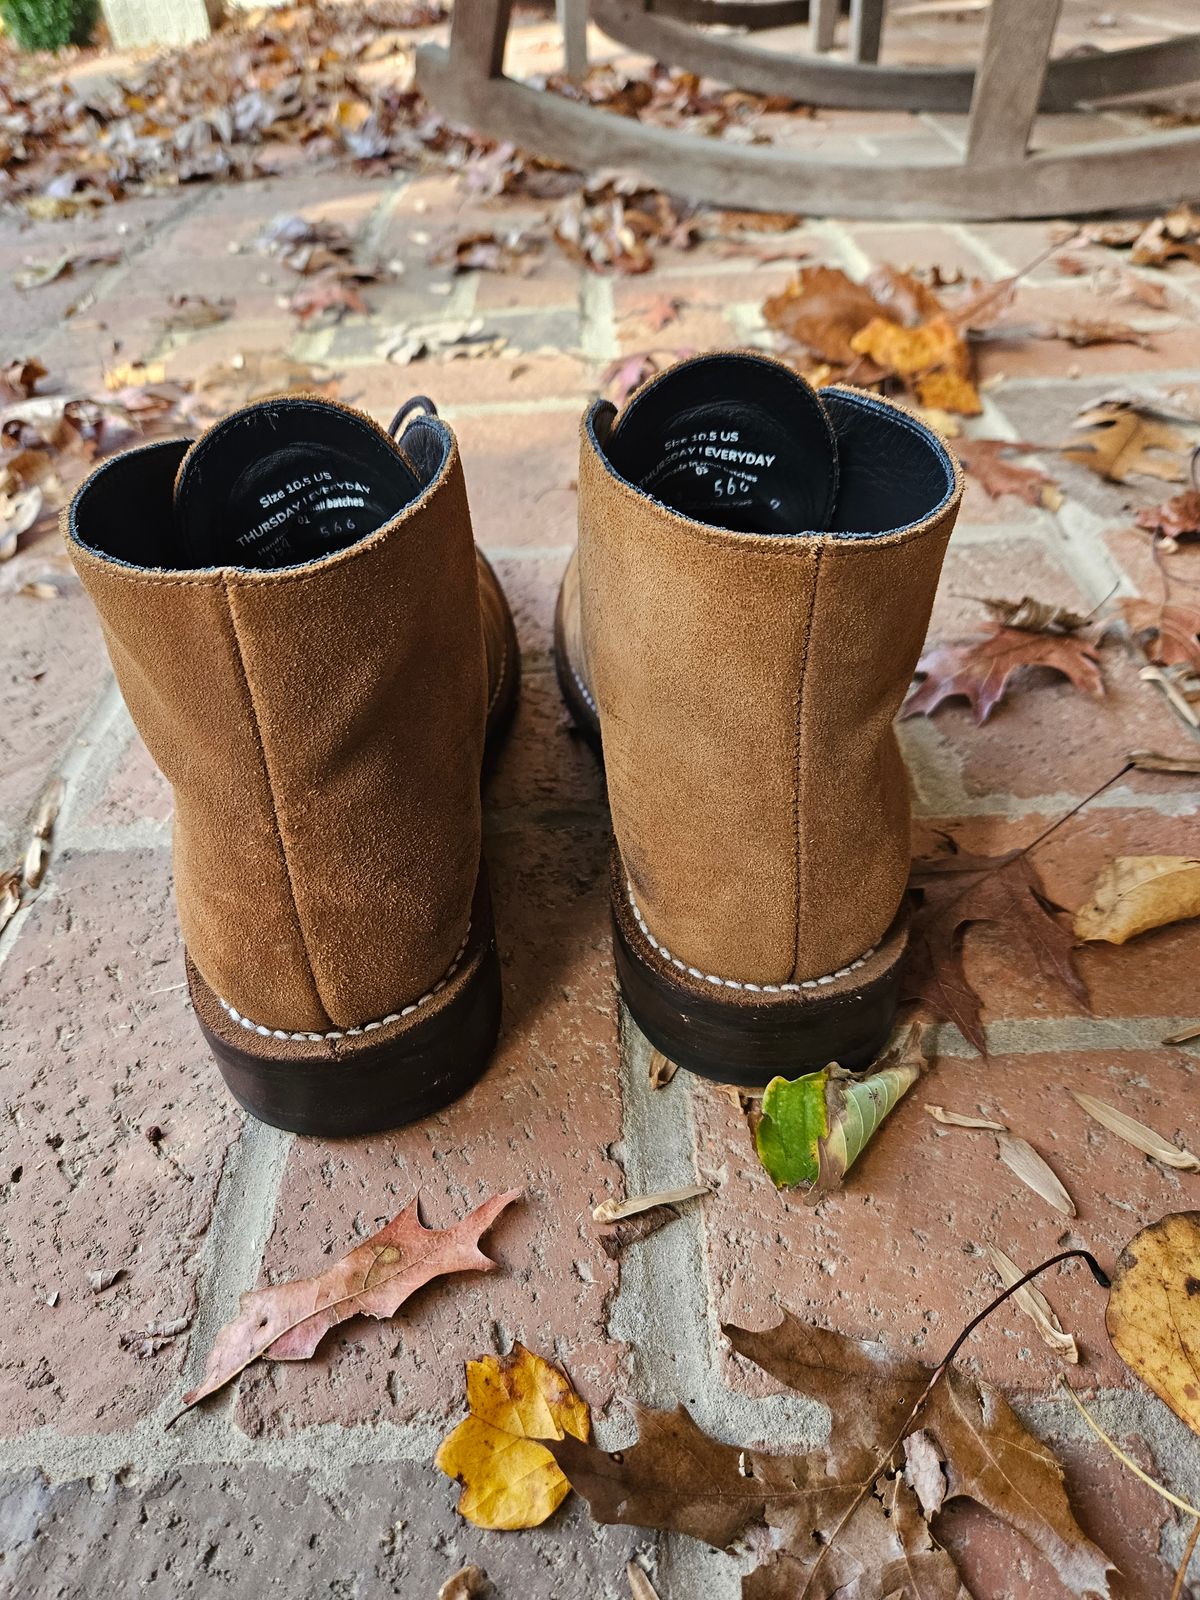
[904,844,1088,1055]
[551,1311,1113,1599]
[1116,596,1200,670]
[179,1189,520,1413]
[954,438,1062,508]
[904,624,1103,723]
[437,1344,591,1530]
[1135,489,1200,541]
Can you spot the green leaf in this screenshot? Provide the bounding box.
[754,1025,923,1196]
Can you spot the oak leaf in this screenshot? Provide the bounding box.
[181,1190,520,1411]
[904,843,1087,1055]
[1063,404,1188,484]
[551,1311,1112,1598]
[904,625,1103,723]
[1106,1212,1200,1437]
[437,1343,591,1530]
[1073,854,1200,944]
[1117,595,1200,669]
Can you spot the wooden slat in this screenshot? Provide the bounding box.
[647,0,809,26]
[810,0,838,52]
[966,0,1062,165]
[849,0,883,63]
[558,0,589,78]
[448,0,514,78]
[590,0,1200,112]
[417,40,1200,220]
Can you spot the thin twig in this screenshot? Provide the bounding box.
[1172,1516,1200,1600]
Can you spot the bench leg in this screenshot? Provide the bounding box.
[558,0,589,78]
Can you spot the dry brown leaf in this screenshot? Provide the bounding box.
[1054,318,1152,349]
[954,437,1062,508]
[33,776,65,840]
[902,1429,946,1516]
[599,1206,683,1258]
[914,367,983,415]
[1128,749,1200,775]
[1118,596,1200,672]
[1131,207,1200,269]
[1164,1024,1200,1045]
[1064,404,1189,484]
[0,873,20,935]
[551,1311,1112,1596]
[438,1565,490,1600]
[978,595,1089,635]
[996,1132,1076,1217]
[925,1104,1006,1131]
[905,844,1087,1057]
[181,1190,520,1412]
[592,1184,709,1224]
[0,485,44,561]
[22,835,48,890]
[626,1563,661,1600]
[1136,490,1200,542]
[987,1244,1079,1363]
[286,271,369,324]
[762,264,887,365]
[1072,1090,1200,1171]
[905,625,1103,723]
[648,1048,679,1089]
[850,313,963,378]
[1106,1212,1200,1437]
[1073,855,1200,944]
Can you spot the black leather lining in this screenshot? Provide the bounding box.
[172,398,437,570]
[593,353,955,540]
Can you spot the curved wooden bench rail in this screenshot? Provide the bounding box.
[590,0,1200,114]
[645,0,810,30]
[417,42,1200,221]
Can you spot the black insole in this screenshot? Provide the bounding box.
[172,399,426,570]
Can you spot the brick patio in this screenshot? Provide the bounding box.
[3,10,1200,1596]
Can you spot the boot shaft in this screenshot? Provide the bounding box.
[67,399,489,1036]
[576,352,962,988]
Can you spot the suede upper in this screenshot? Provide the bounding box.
[566,351,962,987]
[66,397,510,1035]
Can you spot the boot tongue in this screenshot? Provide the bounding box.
[172,395,426,569]
[604,352,839,536]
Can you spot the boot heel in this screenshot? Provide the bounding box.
[610,848,905,1088]
[190,874,502,1137]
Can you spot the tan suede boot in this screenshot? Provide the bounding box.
[67,395,518,1135]
[555,351,961,1084]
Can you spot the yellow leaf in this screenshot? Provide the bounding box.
[1106,1212,1200,1438]
[436,1343,591,1530]
[914,368,982,416]
[1073,855,1200,944]
[849,314,964,377]
[104,360,166,391]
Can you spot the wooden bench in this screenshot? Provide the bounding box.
[416,0,1200,219]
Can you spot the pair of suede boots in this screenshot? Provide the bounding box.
[67,351,962,1137]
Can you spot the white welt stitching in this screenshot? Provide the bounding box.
[626,881,874,992]
[218,924,471,1041]
[571,662,597,715]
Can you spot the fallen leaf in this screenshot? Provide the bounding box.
[1,359,47,402]
[762,264,886,364]
[905,843,1087,1056]
[977,595,1089,634]
[754,1024,923,1194]
[552,1310,1112,1596]
[1117,596,1200,670]
[88,1268,124,1293]
[648,1049,679,1088]
[1054,318,1152,349]
[955,437,1062,508]
[1136,490,1200,542]
[1064,404,1189,484]
[1073,855,1200,943]
[1164,1024,1200,1045]
[624,293,682,334]
[599,1206,683,1258]
[626,1561,661,1600]
[286,271,369,324]
[601,350,660,409]
[0,486,44,561]
[160,294,234,333]
[1128,749,1200,774]
[925,1105,1006,1131]
[120,1314,191,1357]
[1072,1090,1200,1171]
[436,1343,590,1529]
[915,367,983,415]
[181,1190,520,1411]
[15,247,120,290]
[1106,1212,1200,1437]
[996,1132,1076,1217]
[1131,207,1200,269]
[987,1244,1079,1362]
[438,1564,490,1600]
[904,625,1103,722]
[592,1184,709,1223]
[902,1429,946,1516]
